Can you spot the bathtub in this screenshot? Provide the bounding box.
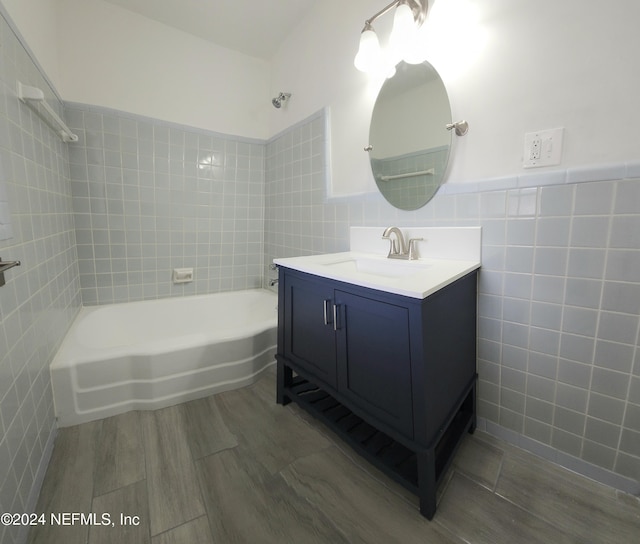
[51,289,278,427]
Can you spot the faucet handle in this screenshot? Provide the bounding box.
[408,238,423,260]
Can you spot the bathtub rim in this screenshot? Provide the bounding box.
[51,288,278,368]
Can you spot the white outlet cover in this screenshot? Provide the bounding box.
[523,127,564,168]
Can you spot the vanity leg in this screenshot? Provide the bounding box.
[276,359,292,406]
[417,450,437,520]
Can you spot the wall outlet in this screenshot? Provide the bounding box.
[530,137,541,160]
[523,127,563,168]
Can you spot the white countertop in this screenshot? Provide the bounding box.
[273,251,480,299]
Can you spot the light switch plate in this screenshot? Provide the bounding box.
[523,127,564,168]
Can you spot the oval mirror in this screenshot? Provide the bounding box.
[369,61,452,210]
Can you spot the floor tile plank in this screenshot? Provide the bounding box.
[197,447,351,544]
[215,385,331,474]
[141,406,205,536]
[436,472,579,544]
[280,446,462,544]
[27,371,640,544]
[287,400,425,505]
[89,480,150,544]
[27,422,102,544]
[151,516,213,544]
[496,450,640,543]
[94,411,145,496]
[453,433,504,491]
[182,396,237,459]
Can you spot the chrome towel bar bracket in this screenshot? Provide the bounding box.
[0,258,21,287]
[445,120,469,136]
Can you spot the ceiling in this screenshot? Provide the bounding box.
[101,0,318,60]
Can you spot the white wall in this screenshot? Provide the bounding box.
[4,0,639,192]
[0,0,61,89]
[268,1,384,196]
[270,0,640,195]
[55,0,271,139]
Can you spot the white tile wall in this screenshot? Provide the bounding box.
[0,10,81,544]
[64,104,265,305]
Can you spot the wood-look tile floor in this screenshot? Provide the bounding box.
[29,369,640,544]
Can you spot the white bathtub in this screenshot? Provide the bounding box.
[51,289,278,427]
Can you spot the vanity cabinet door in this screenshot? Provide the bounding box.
[335,290,414,438]
[282,272,338,388]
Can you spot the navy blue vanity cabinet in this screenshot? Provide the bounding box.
[276,265,478,520]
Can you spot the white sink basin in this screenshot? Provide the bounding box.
[323,257,431,278]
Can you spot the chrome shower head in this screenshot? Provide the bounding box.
[272,92,291,108]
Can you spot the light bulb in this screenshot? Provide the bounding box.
[392,3,414,35]
[354,28,381,72]
[389,3,418,62]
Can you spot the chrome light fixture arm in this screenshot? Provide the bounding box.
[360,0,428,31]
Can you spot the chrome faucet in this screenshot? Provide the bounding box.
[382,226,423,260]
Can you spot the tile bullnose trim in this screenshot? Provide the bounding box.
[63,101,267,146]
[518,169,567,188]
[442,160,636,196]
[441,176,518,195]
[625,160,640,178]
[440,181,480,195]
[478,417,640,496]
[566,163,627,184]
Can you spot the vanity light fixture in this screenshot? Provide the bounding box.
[354,0,428,76]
